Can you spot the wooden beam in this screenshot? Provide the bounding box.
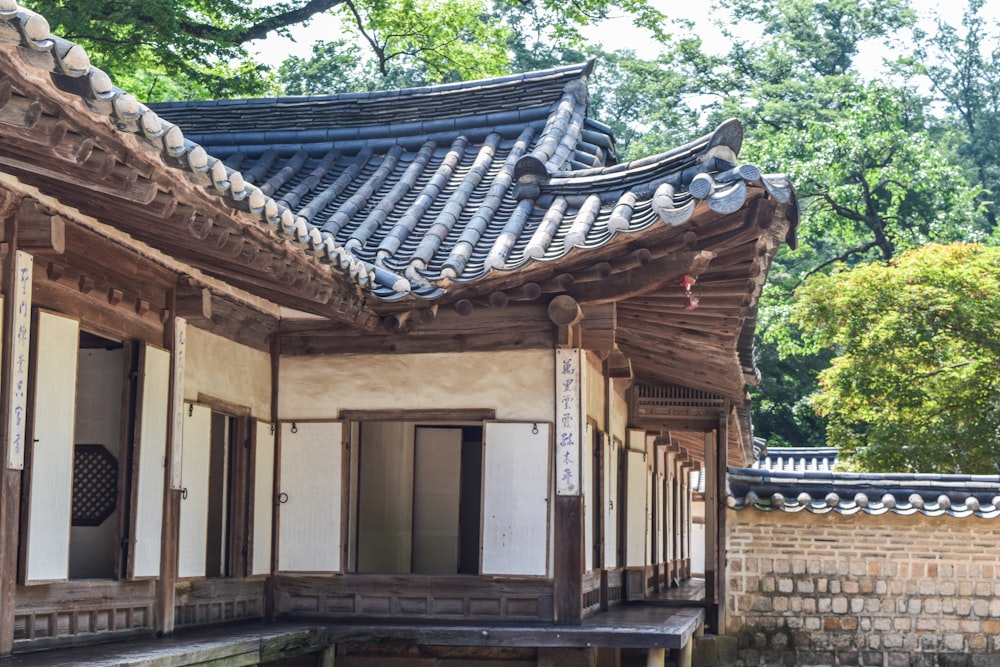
[547,295,583,327]
[280,304,554,355]
[16,198,64,254]
[569,252,715,306]
[339,408,496,422]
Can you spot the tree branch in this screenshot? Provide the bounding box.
[912,360,975,379]
[179,0,348,45]
[343,0,389,75]
[784,240,882,296]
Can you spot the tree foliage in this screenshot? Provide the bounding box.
[791,244,1000,473]
[28,0,664,100]
[903,0,1000,240]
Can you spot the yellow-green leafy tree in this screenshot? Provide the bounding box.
[792,243,1000,473]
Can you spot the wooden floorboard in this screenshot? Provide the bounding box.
[1,622,325,666]
[0,605,704,665]
[318,604,704,651]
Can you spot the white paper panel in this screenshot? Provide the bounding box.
[657,474,665,565]
[645,459,653,561]
[130,344,170,579]
[604,435,618,567]
[357,422,413,573]
[251,421,275,576]
[482,421,550,576]
[412,427,461,574]
[626,450,647,568]
[24,311,78,583]
[583,422,594,572]
[277,421,343,573]
[178,403,211,578]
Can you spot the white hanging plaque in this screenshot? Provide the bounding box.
[7,251,33,470]
[169,316,187,489]
[555,348,582,495]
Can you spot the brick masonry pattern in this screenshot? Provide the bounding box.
[726,509,1000,667]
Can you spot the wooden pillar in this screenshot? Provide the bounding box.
[702,430,717,623]
[553,344,584,624]
[676,640,694,667]
[596,647,621,667]
[265,331,280,620]
[0,202,22,655]
[646,647,665,667]
[554,494,584,623]
[714,416,729,634]
[155,292,181,635]
[540,647,597,667]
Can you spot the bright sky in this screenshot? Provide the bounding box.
[249,0,1000,76]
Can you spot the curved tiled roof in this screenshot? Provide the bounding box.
[1,1,793,308]
[728,467,1000,519]
[151,66,793,303]
[2,0,798,403]
[755,446,839,473]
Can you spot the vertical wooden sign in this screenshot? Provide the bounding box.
[555,348,582,496]
[169,316,187,489]
[6,251,32,470]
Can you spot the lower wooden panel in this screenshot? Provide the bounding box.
[582,570,600,616]
[336,643,537,667]
[274,575,554,623]
[623,567,646,602]
[174,578,266,628]
[606,568,623,607]
[13,580,155,650]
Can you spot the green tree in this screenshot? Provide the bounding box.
[29,0,665,100]
[792,243,1000,473]
[911,0,1000,233]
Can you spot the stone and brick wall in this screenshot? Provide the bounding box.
[726,509,1000,666]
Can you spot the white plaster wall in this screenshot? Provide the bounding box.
[584,352,605,432]
[278,350,554,421]
[691,521,705,577]
[184,327,271,418]
[608,379,629,444]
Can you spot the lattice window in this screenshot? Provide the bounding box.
[72,444,118,526]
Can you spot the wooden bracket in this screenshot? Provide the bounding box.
[17,198,65,254]
[580,302,616,355]
[176,278,213,320]
[607,348,633,381]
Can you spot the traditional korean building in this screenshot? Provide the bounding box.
[0,3,797,665]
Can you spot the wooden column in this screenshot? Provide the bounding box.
[702,430,717,626]
[155,290,180,635]
[265,331,280,620]
[540,647,597,666]
[554,495,584,624]
[0,200,20,655]
[714,416,729,634]
[553,347,584,624]
[551,300,585,625]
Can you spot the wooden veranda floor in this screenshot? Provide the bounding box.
[0,605,705,666]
